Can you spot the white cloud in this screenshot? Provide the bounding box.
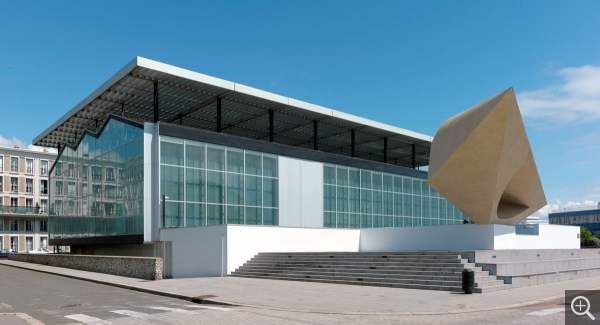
[531,204,559,220]
[0,134,57,153]
[0,134,26,149]
[518,65,600,127]
[531,199,598,220]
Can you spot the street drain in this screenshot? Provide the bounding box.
[60,304,82,308]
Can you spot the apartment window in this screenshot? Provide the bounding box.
[26,198,33,208]
[92,185,102,198]
[10,177,18,192]
[10,237,18,251]
[40,160,48,176]
[9,219,18,231]
[67,182,76,197]
[106,168,115,182]
[55,163,62,176]
[25,220,33,232]
[40,180,48,195]
[10,157,18,172]
[10,198,17,207]
[83,166,88,180]
[0,177,3,192]
[25,236,33,251]
[82,183,88,196]
[55,181,63,196]
[26,178,33,193]
[40,220,48,232]
[67,164,75,178]
[25,159,33,174]
[40,236,48,248]
[0,156,3,171]
[0,197,2,206]
[92,166,102,181]
[0,218,3,231]
[40,199,47,213]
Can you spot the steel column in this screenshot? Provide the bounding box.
[351,129,356,157]
[313,120,318,150]
[269,110,274,143]
[411,144,416,169]
[216,97,222,133]
[383,137,388,163]
[153,82,159,124]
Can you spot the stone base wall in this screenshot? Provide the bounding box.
[9,254,163,280]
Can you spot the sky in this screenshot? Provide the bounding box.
[1,1,599,219]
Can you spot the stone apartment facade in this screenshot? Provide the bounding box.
[0,145,56,252]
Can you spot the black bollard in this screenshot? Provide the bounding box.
[462,269,475,294]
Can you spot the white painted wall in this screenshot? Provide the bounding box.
[226,225,360,274]
[516,224,580,249]
[278,156,324,228]
[360,224,517,251]
[159,224,580,278]
[159,226,227,278]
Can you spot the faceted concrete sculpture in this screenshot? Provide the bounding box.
[427,88,546,226]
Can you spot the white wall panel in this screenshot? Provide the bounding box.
[278,157,302,227]
[300,160,324,228]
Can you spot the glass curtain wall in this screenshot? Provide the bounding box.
[160,136,279,227]
[49,119,144,239]
[323,164,469,228]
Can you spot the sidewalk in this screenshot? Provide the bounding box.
[0,259,594,315]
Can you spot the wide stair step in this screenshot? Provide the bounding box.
[231,252,511,293]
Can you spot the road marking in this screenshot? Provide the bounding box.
[0,303,13,310]
[110,310,154,319]
[186,305,234,311]
[527,308,565,316]
[149,307,198,315]
[65,314,112,325]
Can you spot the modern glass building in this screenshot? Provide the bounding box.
[549,205,600,235]
[34,57,469,271]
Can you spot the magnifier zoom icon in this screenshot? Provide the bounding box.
[571,296,595,320]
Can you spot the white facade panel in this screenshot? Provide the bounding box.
[278,157,302,227]
[300,160,324,228]
[278,156,324,228]
[143,123,157,243]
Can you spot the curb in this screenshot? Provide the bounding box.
[0,261,580,316]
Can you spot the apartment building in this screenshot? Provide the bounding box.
[0,145,56,252]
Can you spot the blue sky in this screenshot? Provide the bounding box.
[1,1,599,218]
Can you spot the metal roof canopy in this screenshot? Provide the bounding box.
[33,57,432,168]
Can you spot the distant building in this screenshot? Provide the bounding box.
[548,203,600,235]
[0,145,56,252]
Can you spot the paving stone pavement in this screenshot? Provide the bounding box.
[0,259,592,318]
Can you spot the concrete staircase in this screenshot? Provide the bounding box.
[231,252,510,293]
[474,249,600,288]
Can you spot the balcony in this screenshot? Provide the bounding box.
[0,206,41,215]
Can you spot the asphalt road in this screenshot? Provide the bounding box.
[0,265,569,324]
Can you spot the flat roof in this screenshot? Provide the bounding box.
[33,57,432,168]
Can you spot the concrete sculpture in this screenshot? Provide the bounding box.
[427,88,546,225]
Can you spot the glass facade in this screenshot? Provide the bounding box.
[323,164,468,228]
[49,119,144,239]
[160,136,279,227]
